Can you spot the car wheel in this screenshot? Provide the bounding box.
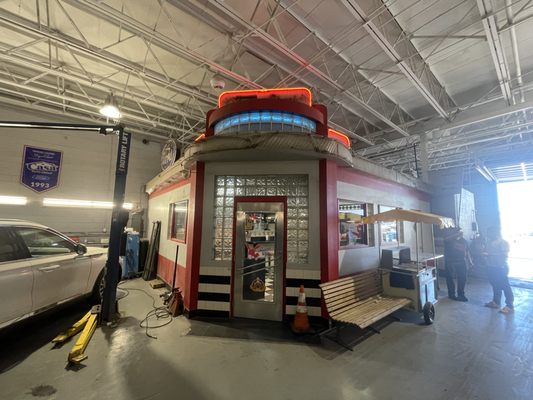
[90,267,122,305]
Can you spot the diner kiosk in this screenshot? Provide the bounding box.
[145,87,436,321]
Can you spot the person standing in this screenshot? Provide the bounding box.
[484,227,514,314]
[444,228,471,302]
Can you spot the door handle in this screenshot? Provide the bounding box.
[38,264,60,272]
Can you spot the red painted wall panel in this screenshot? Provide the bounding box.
[157,253,186,290]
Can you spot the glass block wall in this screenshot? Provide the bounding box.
[213,175,309,264]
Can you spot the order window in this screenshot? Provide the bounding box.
[169,200,188,242]
[338,200,374,247]
[379,205,403,245]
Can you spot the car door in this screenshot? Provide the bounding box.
[14,226,91,311]
[0,227,33,326]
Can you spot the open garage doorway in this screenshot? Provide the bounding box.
[497,178,533,283]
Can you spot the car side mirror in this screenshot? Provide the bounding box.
[76,243,87,255]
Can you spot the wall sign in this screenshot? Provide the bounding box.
[20,145,63,192]
[161,139,179,171]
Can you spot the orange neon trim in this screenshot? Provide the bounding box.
[195,133,206,142]
[218,87,313,108]
[328,129,351,149]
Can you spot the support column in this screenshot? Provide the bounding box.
[184,162,205,312]
[319,159,339,317]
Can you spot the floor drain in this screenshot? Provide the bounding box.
[30,385,57,397]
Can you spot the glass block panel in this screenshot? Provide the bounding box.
[216,177,225,186]
[256,187,266,195]
[216,187,225,196]
[225,197,234,206]
[288,230,297,240]
[288,197,297,207]
[288,252,298,263]
[236,177,245,186]
[214,249,222,260]
[235,187,244,195]
[223,249,232,259]
[246,187,257,196]
[298,219,308,229]
[287,219,297,229]
[216,197,224,206]
[224,219,233,228]
[225,187,234,196]
[215,228,223,238]
[267,187,277,196]
[288,186,297,196]
[226,177,235,186]
[298,230,308,240]
[256,178,266,186]
[246,178,256,186]
[297,186,308,196]
[278,187,287,195]
[299,241,309,251]
[298,208,308,218]
[215,239,222,248]
[297,197,308,206]
[287,240,298,251]
[215,207,224,217]
[267,178,276,186]
[224,207,233,216]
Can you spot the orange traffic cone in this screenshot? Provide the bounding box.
[291,285,311,334]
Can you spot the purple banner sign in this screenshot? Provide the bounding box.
[20,145,62,192]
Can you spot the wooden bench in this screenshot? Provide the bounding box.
[319,269,411,350]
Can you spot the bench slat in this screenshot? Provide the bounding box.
[325,287,382,309]
[324,284,381,303]
[319,271,378,290]
[336,298,411,328]
[321,276,380,297]
[332,297,409,322]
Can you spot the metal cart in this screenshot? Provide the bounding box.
[362,209,454,324]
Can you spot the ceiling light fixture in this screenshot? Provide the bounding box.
[99,93,122,119]
[0,195,28,205]
[43,198,132,209]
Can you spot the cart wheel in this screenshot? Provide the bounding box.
[423,302,435,325]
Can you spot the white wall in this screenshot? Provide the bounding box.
[337,180,432,276]
[147,183,190,268]
[0,107,161,233]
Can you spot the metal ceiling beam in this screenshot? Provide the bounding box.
[63,0,262,89]
[340,0,455,119]
[0,50,205,122]
[183,0,410,137]
[357,97,533,158]
[0,8,216,106]
[0,96,169,141]
[476,0,513,105]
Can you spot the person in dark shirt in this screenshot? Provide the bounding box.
[444,228,471,301]
[484,227,514,314]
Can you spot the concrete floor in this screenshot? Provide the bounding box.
[1,278,532,400]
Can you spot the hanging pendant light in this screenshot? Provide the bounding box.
[99,92,122,119]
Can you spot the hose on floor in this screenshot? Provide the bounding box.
[117,281,173,339]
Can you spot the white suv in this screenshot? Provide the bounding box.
[0,219,108,329]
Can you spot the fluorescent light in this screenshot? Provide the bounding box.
[43,198,133,209]
[99,93,122,119]
[0,195,27,205]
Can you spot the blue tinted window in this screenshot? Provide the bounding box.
[250,112,260,122]
[260,111,271,122]
[293,116,302,126]
[282,114,293,124]
[240,113,250,123]
[272,112,282,122]
[231,116,239,126]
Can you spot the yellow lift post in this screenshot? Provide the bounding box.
[52,305,101,365]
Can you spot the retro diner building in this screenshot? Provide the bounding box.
[146,88,433,320]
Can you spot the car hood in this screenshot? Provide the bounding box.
[85,247,107,256]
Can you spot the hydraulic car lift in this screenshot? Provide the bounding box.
[0,121,131,323]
